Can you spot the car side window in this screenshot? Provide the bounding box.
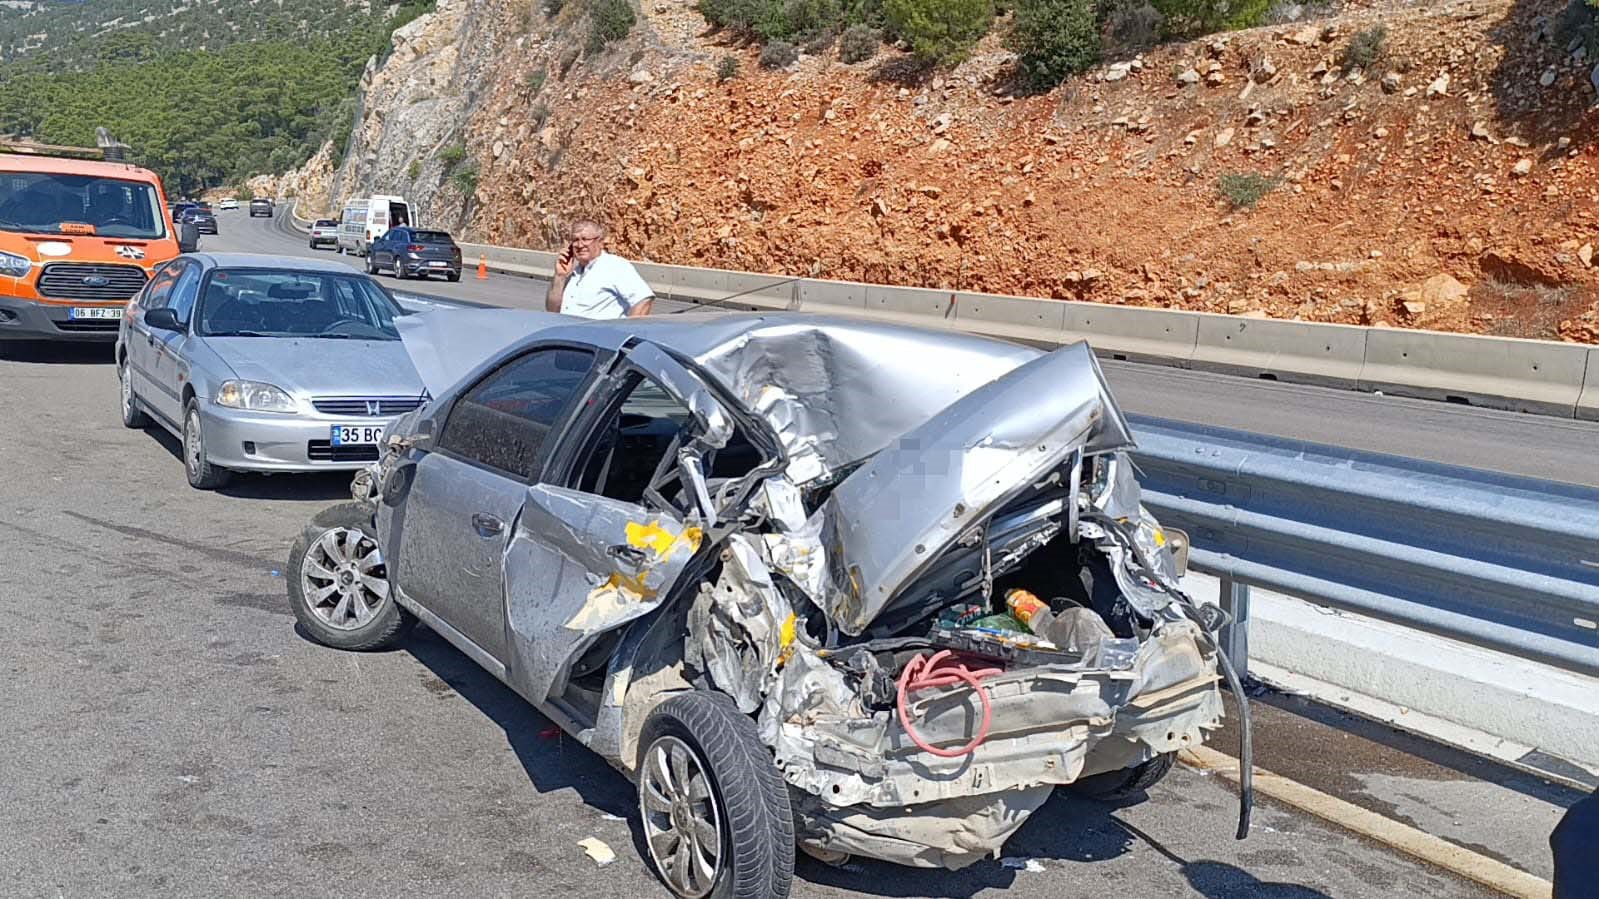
[167,263,202,325]
[142,262,183,310]
[438,348,597,480]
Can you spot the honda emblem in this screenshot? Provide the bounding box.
[365,400,381,416]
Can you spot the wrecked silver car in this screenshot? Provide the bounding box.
[287,310,1250,899]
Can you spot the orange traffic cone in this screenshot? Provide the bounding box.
[476,255,488,280]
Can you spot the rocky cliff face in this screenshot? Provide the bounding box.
[286,0,1599,342]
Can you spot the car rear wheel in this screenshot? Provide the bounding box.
[119,358,150,429]
[1067,752,1176,801]
[638,692,794,899]
[446,271,461,282]
[182,400,232,490]
[288,502,416,651]
[392,261,406,280]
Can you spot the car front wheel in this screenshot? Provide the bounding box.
[1066,752,1176,801]
[182,400,231,490]
[119,358,150,429]
[288,502,416,651]
[638,692,795,899]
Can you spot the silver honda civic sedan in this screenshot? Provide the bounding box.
[115,253,428,489]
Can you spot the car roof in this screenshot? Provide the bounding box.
[0,154,163,182]
[188,252,372,274]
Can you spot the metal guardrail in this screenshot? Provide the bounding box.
[1131,416,1599,677]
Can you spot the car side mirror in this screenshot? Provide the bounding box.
[177,222,199,253]
[145,307,183,332]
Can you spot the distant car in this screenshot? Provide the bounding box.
[170,202,197,223]
[366,227,462,281]
[181,207,218,234]
[249,198,273,218]
[219,198,238,211]
[308,219,340,250]
[116,253,428,490]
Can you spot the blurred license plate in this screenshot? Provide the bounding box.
[69,307,123,320]
[427,261,447,267]
[330,425,384,446]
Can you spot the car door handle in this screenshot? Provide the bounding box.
[471,513,504,537]
[607,544,648,567]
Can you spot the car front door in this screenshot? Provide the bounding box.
[148,261,203,423]
[394,345,601,663]
[499,343,755,707]
[381,229,405,270]
[126,262,183,423]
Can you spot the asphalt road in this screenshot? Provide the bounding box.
[0,209,1514,897]
[226,212,1599,488]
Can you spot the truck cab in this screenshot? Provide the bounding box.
[0,147,196,342]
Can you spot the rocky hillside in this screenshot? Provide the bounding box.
[296,0,1599,342]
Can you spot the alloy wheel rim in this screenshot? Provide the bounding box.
[184,411,203,476]
[300,527,390,631]
[640,735,723,899]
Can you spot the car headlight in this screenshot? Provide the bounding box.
[0,251,31,278]
[215,380,298,413]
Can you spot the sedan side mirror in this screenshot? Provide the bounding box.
[177,222,199,253]
[145,307,183,332]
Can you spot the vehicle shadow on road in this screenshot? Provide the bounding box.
[401,627,638,821]
[140,427,361,502]
[0,340,115,365]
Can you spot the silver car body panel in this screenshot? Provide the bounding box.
[370,311,1226,870]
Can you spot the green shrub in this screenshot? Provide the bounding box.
[525,69,547,95]
[1150,0,1270,37]
[1009,0,1100,90]
[1218,171,1277,209]
[1341,25,1385,71]
[883,0,994,64]
[1103,0,1163,48]
[587,0,636,54]
[760,39,800,68]
[716,54,741,81]
[438,143,465,165]
[452,162,480,196]
[407,159,421,179]
[839,23,879,62]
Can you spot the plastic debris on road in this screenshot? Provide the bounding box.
[1000,857,1045,872]
[578,837,617,867]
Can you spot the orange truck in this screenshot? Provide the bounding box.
[0,144,197,342]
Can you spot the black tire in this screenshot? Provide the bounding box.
[182,399,232,490]
[392,262,406,280]
[637,692,795,899]
[446,272,461,282]
[287,502,416,651]
[118,357,150,429]
[365,255,379,275]
[1067,752,1176,801]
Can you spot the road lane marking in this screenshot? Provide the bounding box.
[1180,745,1552,899]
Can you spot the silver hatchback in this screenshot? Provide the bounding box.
[115,253,427,489]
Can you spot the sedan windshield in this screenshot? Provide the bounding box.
[197,269,404,340]
[0,171,168,239]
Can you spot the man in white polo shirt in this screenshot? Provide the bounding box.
[545,219,655,319]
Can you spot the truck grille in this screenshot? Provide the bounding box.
[54,319,122,332]
[37,263,147,301]
[311,397,424,416]
[307,441,381,463]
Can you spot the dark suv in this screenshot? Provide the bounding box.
[249,198,273,218]
[181,206,218,234]
[366,227,463,281]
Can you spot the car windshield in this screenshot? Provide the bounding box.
[0,171,168,239]
[411,230,452,243]
[197,269,404,340]
[314,219,336,227]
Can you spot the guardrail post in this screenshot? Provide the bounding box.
[1218,577,1251,678]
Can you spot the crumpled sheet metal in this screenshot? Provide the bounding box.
[690,318,1040,484]
[690,535,793,713]
[793,787,1056,870]
[808,342,1137,635]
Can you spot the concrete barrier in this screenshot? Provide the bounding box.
[798,277,867,310]
[1064,301,1200,366]
[1192,314,1369,387]
[1579,347,1599,422]
[1361,328,1589,417]
[953,291,1069,345]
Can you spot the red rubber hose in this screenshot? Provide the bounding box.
[895,649,1003,759]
